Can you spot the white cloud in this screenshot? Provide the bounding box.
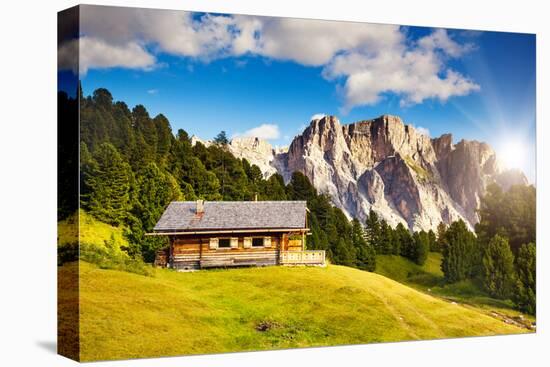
[58,36,156,75]
[147,89,159,95]
[232,17,403,66]
[323,28,479,111]
[415,126,431,137]
[310,113,326,121]
[62,6,480,110]
[233,124,281,141]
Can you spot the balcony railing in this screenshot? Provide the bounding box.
[280,250,326,266]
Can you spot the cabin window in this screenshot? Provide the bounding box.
[218,238,231,248]
[252,238,264,247]
[209,238,219,250]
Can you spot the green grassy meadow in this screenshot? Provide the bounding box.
[375,253,534,322]
[60,261,529,361]
[58,209,129,250]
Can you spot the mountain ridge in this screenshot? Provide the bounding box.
[193,114,528,231]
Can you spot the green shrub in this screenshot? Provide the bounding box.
[58,242,153,277]
[80,243,153,276]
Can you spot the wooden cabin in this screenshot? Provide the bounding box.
[151,200,325,270]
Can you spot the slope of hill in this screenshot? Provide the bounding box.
[375,253,535,325]
[375,252,444,288]
[62,262,529,361]
[58,209,129,249]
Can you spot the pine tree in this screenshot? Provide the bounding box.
[287,172,317,203]
[390,225,401,255]
[214,130,229,145]
[482,234,516,299]
[411,230,430,265]
[395,223,412,258]
[514,242,536,314]
[332,238,356,267]
[352,218,376,271]
[153,114,173,162]
[428,229,437,252]
[365,209,381,253]
[441,220,477,283]
[435,222,447,252]
[378,219,393,254]
[133,105,158,158]
[260,174,287,200]
[476,183,536,253]
[85,142,132,225]
[129,163,182,261]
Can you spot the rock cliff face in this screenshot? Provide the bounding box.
[227,137,287,179]
[225,115,528,231]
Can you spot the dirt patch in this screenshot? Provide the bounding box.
[256,320,282,332]
[489,311,536,330]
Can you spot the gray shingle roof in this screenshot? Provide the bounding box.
[153,201,307,232]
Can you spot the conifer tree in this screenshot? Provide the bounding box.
[214,130,229,145]
[352,218,376,271]
[333,238,356,267]
[435,222,447,252]
[514,242,536,314]
[482,234,516,299]
[85,142,132,225]
[287,172,317,203]
[441,220,477,282]
[428,229,437,252]
[395,222,413,258]
[365,209,381,253]
[379,219,393,254]
[411,230,430,265]
[260,174,287,200]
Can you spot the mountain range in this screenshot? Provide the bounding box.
[192,115,527,231]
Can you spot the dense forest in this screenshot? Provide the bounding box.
[58,87,536,314]
[59,87,379,270]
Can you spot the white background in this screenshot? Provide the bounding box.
[0,0,547,366]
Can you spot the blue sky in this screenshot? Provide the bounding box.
[60,6,536,182]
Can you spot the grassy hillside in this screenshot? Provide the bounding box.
[375,253,534,322]
[375,252,444,288]
[61,261,529,361]
[58,209,129,249]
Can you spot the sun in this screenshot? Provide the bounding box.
[494,136,529,171]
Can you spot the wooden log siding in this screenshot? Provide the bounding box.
[166,232,286,270]
[152,201,325,269]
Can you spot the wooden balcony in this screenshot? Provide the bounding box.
[279,250,326,266]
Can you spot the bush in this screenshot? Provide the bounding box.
[80,243,153,276]
[58,242,153,277]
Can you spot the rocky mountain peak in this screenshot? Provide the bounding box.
[227,137,279,178]
[211,114,529,231]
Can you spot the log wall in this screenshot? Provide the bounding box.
[168,232,292,270]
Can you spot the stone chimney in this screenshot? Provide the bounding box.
[196,199,204,214]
